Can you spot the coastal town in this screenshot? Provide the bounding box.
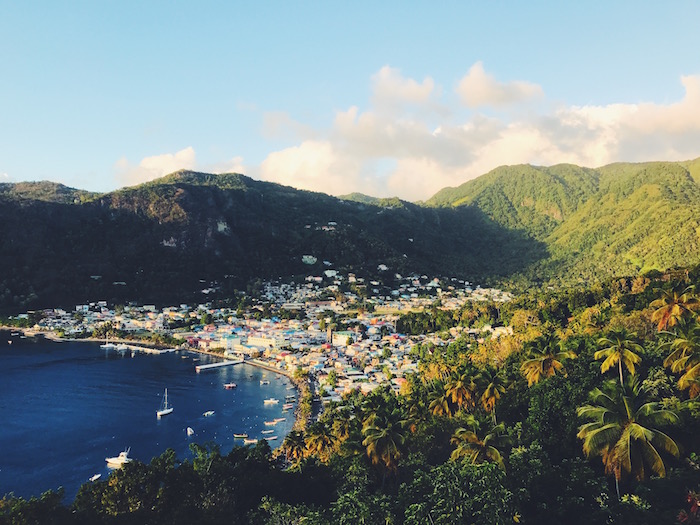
[5,270,513,410]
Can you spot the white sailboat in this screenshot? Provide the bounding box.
[157,388,173,418]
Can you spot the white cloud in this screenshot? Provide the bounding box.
[253,65,700,201]
[115,146,197,186]
[0,172,10,182]
[371,66,435,105]
[456,61,544,108]
[207,156,246,175]
[259,140,368,196]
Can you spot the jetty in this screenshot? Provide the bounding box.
[195,358,244,373]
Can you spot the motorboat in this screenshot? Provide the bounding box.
[263,420,278,426]
[243,438,258,445]
[157,388,173,418]
[187,427,195,436]
[203,410,215,417]
[89,474,101,482]
[261,429,274,435]
[233,433,248,439]
[282,403,294,410]
[224,383,237,389]
[273,417,286,423]
[263,398,279,405]
[106,447,133,468]
[260,380,270,385]
[263,435,278,441]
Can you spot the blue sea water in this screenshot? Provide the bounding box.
[0,336,296,500]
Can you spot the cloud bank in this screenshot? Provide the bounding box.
[116,64,700,201]
[115,148,246,187]
[254,64,700,200]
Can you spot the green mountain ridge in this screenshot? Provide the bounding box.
[1,158,700,311]
[427,158,700,283]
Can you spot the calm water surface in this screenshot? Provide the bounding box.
[0,335,296,499]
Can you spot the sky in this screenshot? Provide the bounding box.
[2,1,700,201]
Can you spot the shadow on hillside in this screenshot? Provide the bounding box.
[0,186,549,313]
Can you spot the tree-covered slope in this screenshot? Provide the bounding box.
[427,158,700,284]
[0,172,544,312]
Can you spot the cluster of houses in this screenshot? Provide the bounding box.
[20,270,513,403]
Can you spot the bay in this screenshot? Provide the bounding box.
[0,336,296,500]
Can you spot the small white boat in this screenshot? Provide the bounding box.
[263,398,279,405]
[263,420,278,426]
[243,438,258,445]
[260,380,270,385]
[261,429,274,435]
[203,410,215,417]
[263,435,278,441]
[273,417,286,423]
[224,383,237,389]
[187,427,195,436]
[106,447,132,468]
[282,403,294,410]
[233,433,248,439]
[89,474,101,482]
[157,388,173,418]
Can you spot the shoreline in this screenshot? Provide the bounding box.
[2,327,310,434]
[185,348,310,431]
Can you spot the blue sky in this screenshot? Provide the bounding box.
[2,1,700,200]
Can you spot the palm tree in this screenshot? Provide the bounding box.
[477,367,507,424]
[650,285,700,331]
[428,383,453,417]
[661,321,700,398]
[445,371,477,413]
[361,408,407,486]
[520,334,577,386]
[595,328,643,386]
[281,430,306,466]
[450,415,511,470]
[577,377,680,497]
[304,422,337,463]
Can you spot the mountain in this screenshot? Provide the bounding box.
[427,158,700,284]
[2,158,700,313]
[0,171,543,312]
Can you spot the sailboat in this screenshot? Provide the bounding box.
[157,388,173,418]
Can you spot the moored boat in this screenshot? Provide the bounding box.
[243,438,258,445]
[203,410,215,417]
[263,398,279,405]
[263,420,278,426]
[261,429,274,435]
[233,433,248,438]
[263,435,278,441]
[224,382,237,389]
[157,388,173,418]
[106,447,132,468]
[187,427,195,436]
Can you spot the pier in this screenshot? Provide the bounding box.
[195,358,244,373]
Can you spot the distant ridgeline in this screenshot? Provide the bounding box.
[1,157,700,312]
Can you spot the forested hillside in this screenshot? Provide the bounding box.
[428,159,700,285]
[0,171,542,312]
[2,158,700,312]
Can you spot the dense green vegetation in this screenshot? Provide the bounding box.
[3,269,700,524]
[0,170,542,313]
[3,159,700,312]
[428,159,700,286]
